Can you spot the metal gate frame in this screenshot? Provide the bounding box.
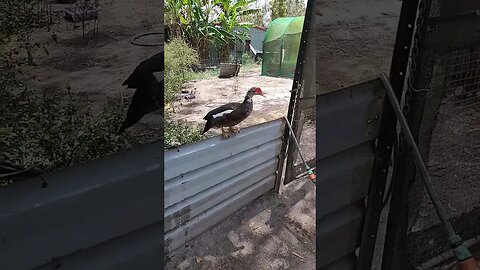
[277,0,316,189]
[355,0,423,269]
[312,0,423,268]
[382,0,480,269]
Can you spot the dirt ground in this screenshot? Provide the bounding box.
[172,66,293,137]
[20,0,163,142]
[412,95,480,231]
[316,0,401,92]
[165,177,316,270]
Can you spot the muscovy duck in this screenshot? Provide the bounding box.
[202,87,265,138]
[117,52,164,134]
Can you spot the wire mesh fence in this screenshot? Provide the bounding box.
[197,55,257,70]
[197,57,233,68]
[405,42,480,267]
[293,105,315,171]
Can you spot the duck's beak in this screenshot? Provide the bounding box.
[260,93,266,97]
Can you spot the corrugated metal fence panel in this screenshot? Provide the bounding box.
[0,140,164,270]
[164,119,284,253]
[316,142,375,218]
[316,79,385,269]
[323,252,357,270]
[316,78,385,160]
[34,223,163,270]
[317,202,365,268]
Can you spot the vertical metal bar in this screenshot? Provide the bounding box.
[284,0,314,184]
[284,116,308,168]
[356,0,420,269]
[274,0,314,192]
[279,39,283,77]
[382,0,434,269]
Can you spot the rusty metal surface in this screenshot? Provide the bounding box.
[164,119,284,253]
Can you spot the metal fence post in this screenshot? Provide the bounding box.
[356,0,421,269]
[274,0,314,191]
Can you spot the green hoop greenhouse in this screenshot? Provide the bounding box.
[261,16,305,78]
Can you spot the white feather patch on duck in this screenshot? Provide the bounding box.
[212,109,234,118]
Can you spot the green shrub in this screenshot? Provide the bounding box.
[164,119,203,148]
[0,87,134,173]
[164,38,199,104]
[0,0,52,65]
[241,52,260,72]
[163,38,205,148]
[242,53,255,65]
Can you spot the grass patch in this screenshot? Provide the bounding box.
[185,68,219,81]
[0,86,137,181]
[164,119,203,148]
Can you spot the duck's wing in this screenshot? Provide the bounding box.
[203,102,242,120]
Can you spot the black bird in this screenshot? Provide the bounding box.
[118,52,164,134]
[123,52,164,89]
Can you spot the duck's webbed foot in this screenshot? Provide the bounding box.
[229,126,240,134]
[221,127,231,139]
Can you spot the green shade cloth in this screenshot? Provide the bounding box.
[262,16,304,78]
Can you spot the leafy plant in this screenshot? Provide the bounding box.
[286,0,306,17]
[164,38,200,104]
[165,0,228,59]
[241,52,255,64]
[214,0,257,56]
[165,0,257,59]
[164,120,203,148]
[238,1,269,28]
[0,0,52,65]
[271,0,286,21]
[0,86,134,173]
